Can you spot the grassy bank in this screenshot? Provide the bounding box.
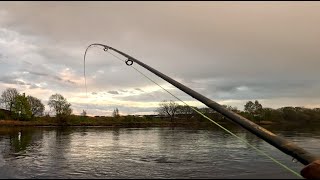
[1,114,319,131]
[0,115,213,128]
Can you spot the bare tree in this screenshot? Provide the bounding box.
[1,88,19,111]
[244,100,262,115]
[176,105,197,119]
[81,110,87,117]
[48,93,72,123]
[112,108,120,118]
[176,105,194,115]
[244,100,263,122]
[27,95,45,117]
[223,105,239,113]
[199,107,216,114]
[157,100,179,122]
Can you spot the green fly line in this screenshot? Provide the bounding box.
[84,45,302,178]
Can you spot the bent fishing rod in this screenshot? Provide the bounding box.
[84,43,319,178]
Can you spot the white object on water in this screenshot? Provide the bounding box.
[18,132,21,141]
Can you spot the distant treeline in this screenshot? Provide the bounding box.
[156,100,320,124]
[1,87,320,126]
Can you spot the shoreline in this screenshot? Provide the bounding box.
[0,119,205,127]
[0,119,247,129]
[1,119,317,129]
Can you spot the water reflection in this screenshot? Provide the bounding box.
[0,125,318,179]
[112,128,120,142]
[0,128,39,155]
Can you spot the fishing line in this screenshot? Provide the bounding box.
[83,45,302,178]
[83,45,92,111]
[83,44,109,113]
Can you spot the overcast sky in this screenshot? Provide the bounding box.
[0,2,320,116]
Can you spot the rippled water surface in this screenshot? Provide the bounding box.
[0,126,319,179]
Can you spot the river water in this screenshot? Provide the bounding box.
[0,125,319,179]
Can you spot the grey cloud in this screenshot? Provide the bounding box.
[21,70,77,85]
[22,60,32,65]
[118,88,189,103]
[134,88,144,92]
[0,78,21,85]
[194,77,320,101]
[0,53,4,60]
[38,73,76,85]
[16,80,28,86]
[65,79,76,84]
[107,90,119,95]
[0,74,21,85]
[28,71,49,77]
[1,2,320,114]
[52,75,76,85]
[0,76,37,88]
[53,76,63,81]
[29,84,40,89]
[0,53,8,64]
[0,74,18,80]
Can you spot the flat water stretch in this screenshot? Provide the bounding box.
[0,126,319,179]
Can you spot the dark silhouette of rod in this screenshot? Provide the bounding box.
[87,43,319,175]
